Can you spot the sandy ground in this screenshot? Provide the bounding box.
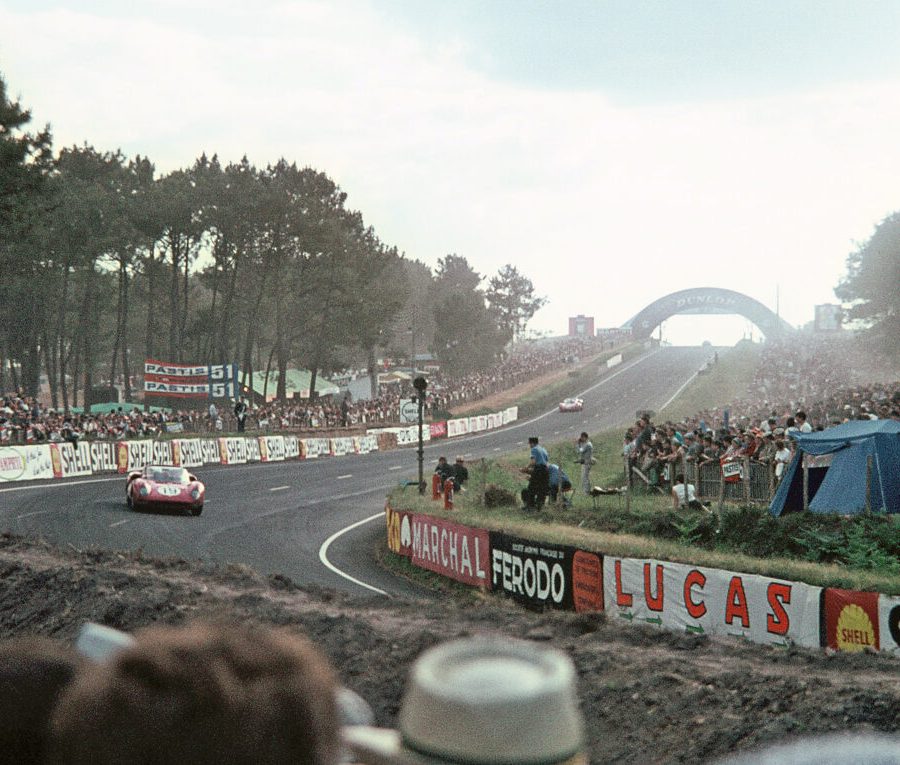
[1,533,898,764]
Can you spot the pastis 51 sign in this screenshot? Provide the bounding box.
[144,360,239,399]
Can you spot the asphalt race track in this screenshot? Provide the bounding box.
[0,346,713,599]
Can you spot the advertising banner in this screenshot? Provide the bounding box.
[175,439,205,468]
[385,503,415,557]
[399,398,418,424]
[410,514,491,587]
[218,437,248,465]
[144,360,238,399]
[284,436,301,459]
[51,442,94,478]
[429,421,447,439]
[879,595,900,656]
[603,557,821,648]
[823,588,880,653]
[258,436,286,462]
[87,442,119,474]
[118,440,179,472]
[302,438,331,459]
[447,418,467,438]
[0,445,54,482]
[572,550,604,613]
[720,459,743,482]
[353,435,378,454]
[396,426,430,446]
[331,437,353,457]
[490,533,588,611]
[199,439,220,465]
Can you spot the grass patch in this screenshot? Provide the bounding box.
[391,433,900,595]
[656,340,761,423]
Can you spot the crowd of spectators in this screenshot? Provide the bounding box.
[623,333,900,492]
[0,336,607,444]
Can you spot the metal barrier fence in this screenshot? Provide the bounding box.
[627,457,777,505]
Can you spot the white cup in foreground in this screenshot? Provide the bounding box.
[344,635,586,764]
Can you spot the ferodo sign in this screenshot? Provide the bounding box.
[823,588,881,653]
[880,595,900,656]
[604,557,821,648]
[410,514,490,587]
[491,533,580,611]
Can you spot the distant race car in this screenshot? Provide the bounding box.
[126,465,205,516]
[559,397,584,413]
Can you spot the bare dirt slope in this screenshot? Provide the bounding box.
[1,533,897,764]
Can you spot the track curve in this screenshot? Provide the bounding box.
[0,346,713,597]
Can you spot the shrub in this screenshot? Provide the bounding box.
[484,484,517,508]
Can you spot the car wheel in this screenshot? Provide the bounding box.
[190,504,203,517]
[126,493,133,510]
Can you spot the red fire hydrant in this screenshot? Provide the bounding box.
[443,479,454,510]
[432,473,443,500]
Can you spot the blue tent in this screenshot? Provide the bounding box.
[769,419,900,516]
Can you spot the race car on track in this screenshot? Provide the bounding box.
[558,397,584,413]
[125,465,205,516]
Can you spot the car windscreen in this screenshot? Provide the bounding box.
[147,467,190,484]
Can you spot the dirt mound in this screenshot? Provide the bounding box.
[1,532,897,763]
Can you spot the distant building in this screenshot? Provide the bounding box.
[814,304,844,332]
[568,315,595,337]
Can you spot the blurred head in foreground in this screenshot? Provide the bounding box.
[46,621,341,765]
[0,636,83,764]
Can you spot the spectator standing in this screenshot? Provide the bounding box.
[795,410,813,433]
[521,436,550,510]
[207,401,218,431]
[340,394,351,427]
[575,431,593,495]
[774,439,792,483]
[234,397,248,433]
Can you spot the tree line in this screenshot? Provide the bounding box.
[0,76,545,409]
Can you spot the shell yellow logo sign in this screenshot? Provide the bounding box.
[825,588,880,652]
[835,604,877,653]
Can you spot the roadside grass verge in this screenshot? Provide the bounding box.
[388,342,900,596]
[656,340,761,422]
[389,467,900,595]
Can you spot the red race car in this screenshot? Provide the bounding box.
[558,397,584,413]
[125,465,205,516]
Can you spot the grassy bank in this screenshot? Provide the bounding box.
[388,341,900,596]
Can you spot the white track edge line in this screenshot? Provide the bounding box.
[319,512,388,595]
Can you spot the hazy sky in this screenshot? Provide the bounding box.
[3,0,900,344]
